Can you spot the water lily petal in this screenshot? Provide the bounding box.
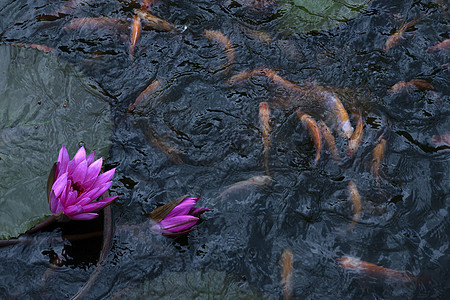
[82,177,97,191]
[52,172,68,197]
[84,181,112,201]
[82,196,117,212]
[57,145,69,174]
[67,146,86,173]
[84,157,102,185]
[53,199,64,214]
[49,191,58,213]
[180,197,199,204]
[73,146,86,164]
[65,190,79,207]
[160,215,199,232]
[190,207,209,217]
[86,150,95,166]
[61,179,72,201]
[77,196,108,208]
[165,198,197,219]
[70,213,98,220]
[71,160,88,184]
[76,197,93,207]
[91,168,115,188]
[150,223,195,236]
[64,204,84,216]
[81,187,100,201]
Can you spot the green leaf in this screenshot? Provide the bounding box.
[0,45,113,239]
[124,270,269,299]
[278,0,370,33]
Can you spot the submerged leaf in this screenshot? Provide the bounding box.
[278,0,370,33]
[0,45,113,239]
[123,270,269,299]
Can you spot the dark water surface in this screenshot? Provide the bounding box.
[1,0,449,299]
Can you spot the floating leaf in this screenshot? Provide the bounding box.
[124,270,269,299]
[278,0,370,33]
[0,45,113,239]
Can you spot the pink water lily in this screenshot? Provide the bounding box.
[49,145,117,221]
[151,197,208,237]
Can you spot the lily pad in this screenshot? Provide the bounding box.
[124,270,269,299]
[278,0,370,34]
[0,45,113,239]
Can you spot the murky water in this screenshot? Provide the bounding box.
[0,0,449,299]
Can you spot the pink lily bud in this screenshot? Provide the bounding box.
[150,196,209,237]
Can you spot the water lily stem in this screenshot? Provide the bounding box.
[0,215,56,247]
[71,205,113,300]
[26,215,57,235]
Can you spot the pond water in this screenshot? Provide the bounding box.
[0,0,449,299]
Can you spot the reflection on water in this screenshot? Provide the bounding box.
[0,0,449,298]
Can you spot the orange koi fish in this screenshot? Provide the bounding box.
[239,25,272,44]
[318,120,339,161]
[384,17,421,51]
[11,43,55,53]
[259,102,271,175]
[346,181,361,231]
[55,0,92,15]
[281,248,293,300]
[204,29,235,74]
[42,253,65,284]
[388,79,434,93]
[297,110,322,165]
[259,70,353,139]
[262,68,304,94]
[129,14,141,61]
[428,39,450,52]
[372,136,387,183]
[37,0,93,20]
[346,111,364,157]
[141,0,157,11]
[314,87,353,139]
[64,17,128,32]
[337,256,415,282]
[134,9,185,33]
[216,175,272,200]
[127,79,163,113]
[432,134,450,147]
[146,130,183,164]
[226,68,265,85]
